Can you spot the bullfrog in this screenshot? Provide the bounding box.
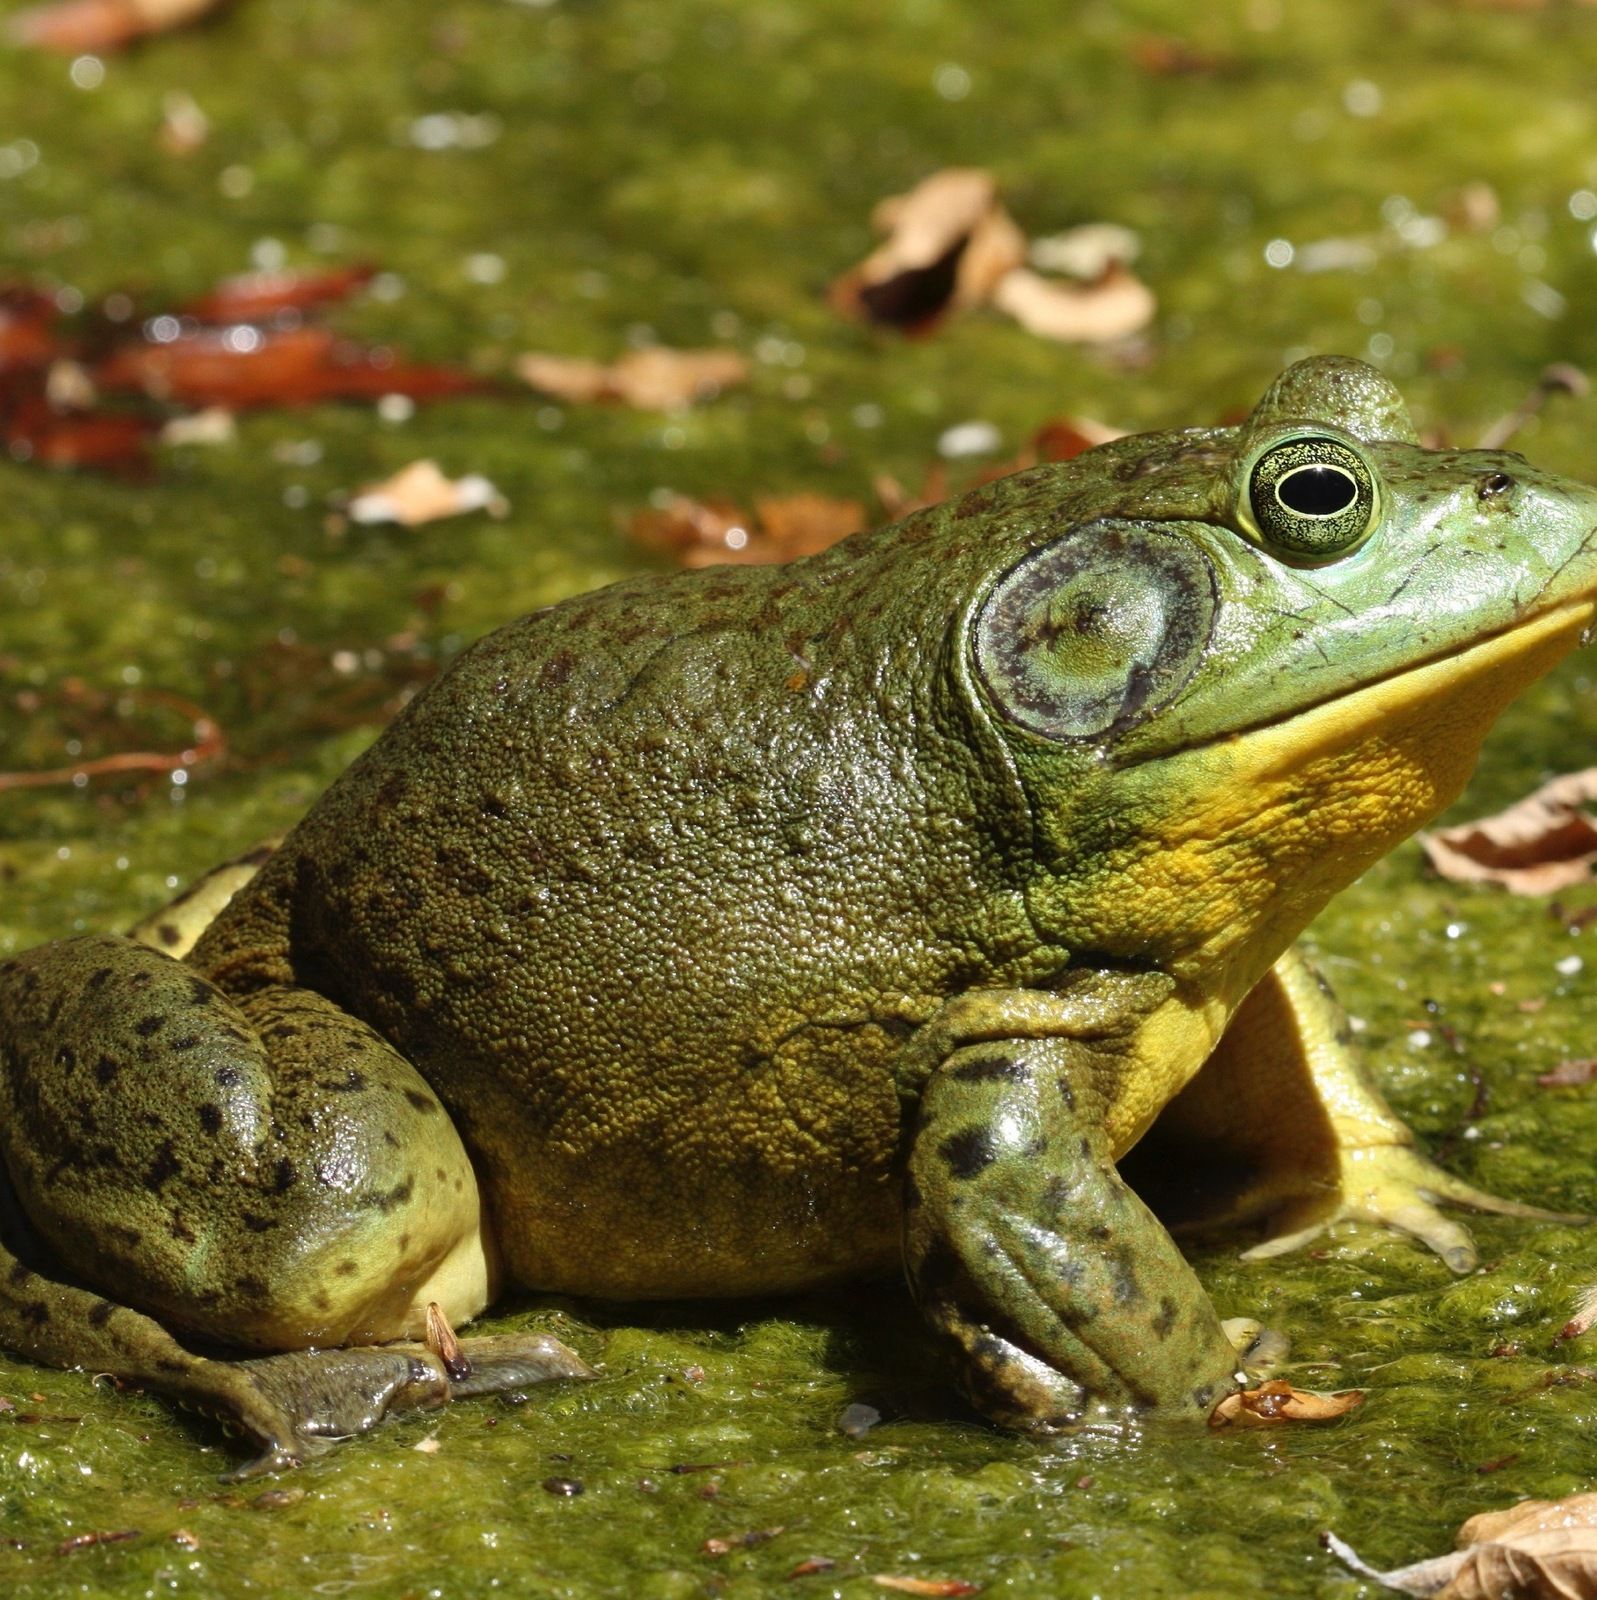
[2,356,1593,1473]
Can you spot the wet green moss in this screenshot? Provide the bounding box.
[6,0,1597,1594]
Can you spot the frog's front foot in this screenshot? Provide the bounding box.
[1241,1142,1584,1275]
[904,1017,1246,1429]
[224,1333,596,1478]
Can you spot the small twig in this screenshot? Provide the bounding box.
[1475,362,1590,450]
[0,687,224,791]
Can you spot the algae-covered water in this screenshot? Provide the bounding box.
[5,1,1597,1594]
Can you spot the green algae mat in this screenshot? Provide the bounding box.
[6,0,1597,1594]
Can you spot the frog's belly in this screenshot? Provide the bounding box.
[442,1022,911,1300]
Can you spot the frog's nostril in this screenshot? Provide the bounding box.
[1478,472,1515,500]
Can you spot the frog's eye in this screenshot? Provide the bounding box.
[974,520,1217,742]
[1246,436,1378,561]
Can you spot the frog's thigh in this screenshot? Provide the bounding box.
[0,932,492,1351]
[905,1034,1243,1427]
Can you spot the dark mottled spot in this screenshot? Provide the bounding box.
[145,1142,181,1192]
[172,1034,203,1052]
[271,1158,298,1194]
[405,1090,438,1114]
[235,1275,269,1299]
[329,1070,368,1093]
[313,1291,331,1311]
[1151,1296,1178,1339]
[481,793,509,820]
[198,1103,223,1135]
[336,1259,358,1277]
[53,1044,75,1072]
[1192,1383,1217,1409]
[88,1300,116,1328]
[384,1130,402,1149]
[434,1167,448,1183]
[86,966,113,990]
[156,1357,190,1374]
[9,1262,33,1287]
[266,1024,299,1042]
[215,1066,242,1088]
[1041,1175,1073,1210]
[970,1332,1010,1370]
[909,1237,962,1297]
[22,1301,48,1326]
[95,1055,121,1086]
[241,1212,277,1233]
[189,976,216,1007]
[134,1014,166,1038]
[158,923,182,948]
[939,1126,998,1180]
[1058,1076,1076,1111]
[950,1054,1027,1084]
[1087,1224,1111,1242]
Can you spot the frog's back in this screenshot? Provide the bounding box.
[200,505,1045,1298]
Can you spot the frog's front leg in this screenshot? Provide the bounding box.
[0,933,592,1472]
[1134,947,1580,1274]
[900,987,1247,1427]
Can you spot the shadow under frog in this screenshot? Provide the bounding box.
[2,356,1595,1472]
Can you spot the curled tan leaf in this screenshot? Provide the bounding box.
[347,460,507,527]
[1327,1492,1597,1597]
[990,263,1155,344]
[7,0,221,50]
[830,168,1026,332]
[1209,1379,1363,1428]
[1420,770,1597,894]
[517,347,747,410]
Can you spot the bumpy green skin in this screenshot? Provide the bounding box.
[4,356,1597,1462]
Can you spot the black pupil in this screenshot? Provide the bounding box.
[1277,464,1357,517]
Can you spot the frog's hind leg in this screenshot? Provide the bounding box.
[0,933,593,1471]
[127,835,283,959]
[1123,946,1580,1273]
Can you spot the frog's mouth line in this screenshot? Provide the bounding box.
[1165,594,1597,778]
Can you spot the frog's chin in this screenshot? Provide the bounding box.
[1041,597,1597,994]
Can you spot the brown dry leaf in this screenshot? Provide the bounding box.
[789,1556,839,1578]
[347,460,507,528]
[871,1578,981,1597]
[1326,1492,1597,1597]
[1539,1058,1597,1088]
[629,492,861,568]
[1420,770,1597,894]
[7,0,221,51]
[990,263,1156,344]
[517,347,747,410]
[1208,1379,1363,1428]
[1032,415,1127,461]
[829,167,1026,332]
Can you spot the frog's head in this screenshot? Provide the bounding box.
[964,356,1597,990]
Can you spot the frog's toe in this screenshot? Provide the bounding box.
[1221,1318,1290,1377]
[444,1332,597,1398]
[222,1345,452,1477]
[1241,1144,1585,1276]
